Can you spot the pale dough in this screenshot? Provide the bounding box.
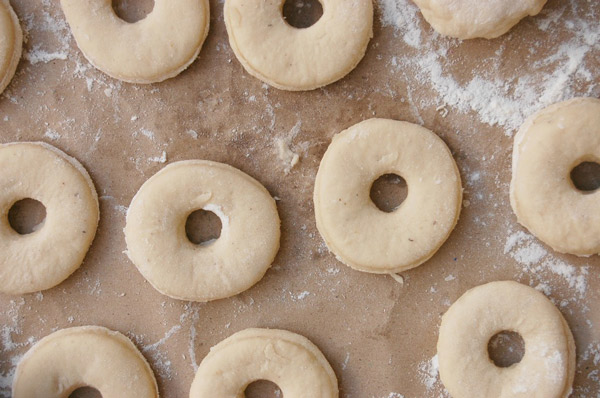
[510,97,600,256]
[12,326,158,398]
[224,0,373,91]
[313,118,462,274]
[190,328,338,398]
[0,0,22,94]
[437,281,575,398]
[125,160,280,302]
[0,142,99,294]
[60,0,210,83]
[412,0,548,39]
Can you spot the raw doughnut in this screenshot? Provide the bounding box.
[412,0,547,39]
[224,0,373,91]
[125,160,280,302]
[12,326,158,398]
[437,281,575,398]
[0,142,99,295]
[0,0,22,94]
[313,118,462,274]
[510,97,600,256]
[60,0,210,83]
[190,328,338,398]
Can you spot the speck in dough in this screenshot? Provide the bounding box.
[224,0,373,90]
[0,142,99,295]
[125,160,281,302]
[313,118,462,274]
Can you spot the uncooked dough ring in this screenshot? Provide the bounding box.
[190,328,338,398]
[313,118,462,273]
[12,326,159,398]
[0,0,22,94]
[412,0,547,39]
[224,0,373,91]
[437,281,576,398]
[125,160,281,302]
[60,0,210,83]
[510,97,600,256]
[0,142,99,294]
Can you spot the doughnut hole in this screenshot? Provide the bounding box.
[370,173,408,213]
[245,380,283,398]
[69,387,103,398]
[282,0,323,29]
[112,0,155,23]
[185,209,222,246]
[570,161,600,192]
[487,331,525,368]
[8,198,46,235]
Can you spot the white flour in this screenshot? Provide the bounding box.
[504,230,589,300]
[379,0,598,134]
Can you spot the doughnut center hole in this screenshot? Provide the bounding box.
[185,209,222,246]
[245,380,283,398]
[69,387,103,398]
[112,0,155,23]
[8,199,46,235]
[488,331,525,368]
[370,173,408,213]
[282,0,323,29]
[570,161,600,192]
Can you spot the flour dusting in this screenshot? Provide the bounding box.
[504,230,589,299]
[379,0,598,134]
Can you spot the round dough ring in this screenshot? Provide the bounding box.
[0,0,22,94]
[0,142,99,294]
[412,0,547,39]
[60,0,210,83]
[224,0,373,91]
[190,328,338,398]
[12,326,158,398]
[510,97,600,256]
[313,118,462,274]
[125,160,281,302]
[437,281,576,398]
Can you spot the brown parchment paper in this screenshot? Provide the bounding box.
[1,0,599,397]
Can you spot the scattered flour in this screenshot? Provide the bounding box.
[504,230,589,299]
[379,0,599,134]
[43,128,60,141]
[0,299,34,397]
[149,151,168,164]
[296,291,310,300]
[275,121,302,174]
[386,394,405,398]
[135,325,181,380]
[417,354,440,391]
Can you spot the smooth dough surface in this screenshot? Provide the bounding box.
[314,118,462,274]
[510,97,600,256]
[224,0,373,91]
[12,326,158,398]
[60,0,210,83]
[412,0,547,39]
[190,328,338,398]
[437,281,575,398]
[0,0,22,93]
[0,142,99,294]
[125,160,280,302]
